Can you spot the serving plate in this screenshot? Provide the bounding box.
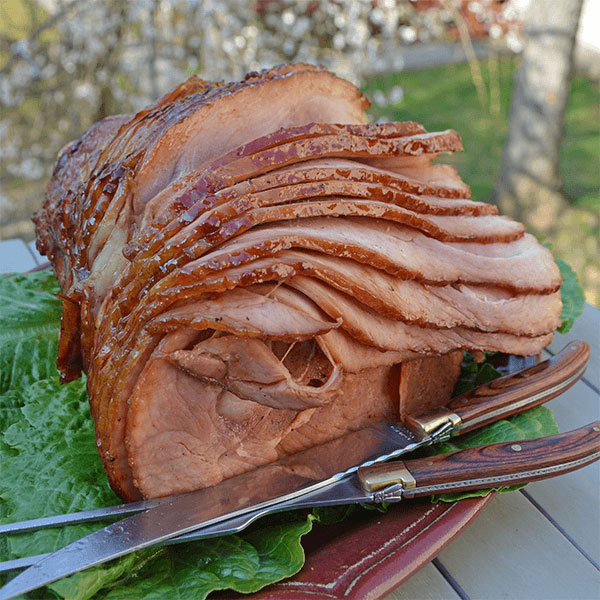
[214,353,534,600]
[215,495,494,600]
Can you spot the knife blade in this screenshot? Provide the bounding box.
[0,341,590,598]
[1,420,599,600]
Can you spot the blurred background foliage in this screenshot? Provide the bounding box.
[0,0,598,303]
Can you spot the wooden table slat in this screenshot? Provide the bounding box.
[27,240,43,265]
[387,562,462,600]
[0,239,37,274]
[436,491,600,600]
[523,377,600,565]
[546,378,600,432]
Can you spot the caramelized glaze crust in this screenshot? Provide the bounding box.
[34,66,561,500]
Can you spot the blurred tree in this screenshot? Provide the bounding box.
[496,0,584,235]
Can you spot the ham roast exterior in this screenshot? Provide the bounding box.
[34,64,562,501]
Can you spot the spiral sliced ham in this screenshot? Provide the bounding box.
[33,66,562,501]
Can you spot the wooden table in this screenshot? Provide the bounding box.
[1,238,599,599]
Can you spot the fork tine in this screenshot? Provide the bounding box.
[0,498,162,536]
[0,556,47,574]
[0,491,318,574]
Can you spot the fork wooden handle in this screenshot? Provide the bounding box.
[448,341,590,434]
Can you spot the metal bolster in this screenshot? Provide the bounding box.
[357,462,417,492]
[405,408,462,439]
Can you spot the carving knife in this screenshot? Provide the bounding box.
[2,423,599,600]
[0,341,591,598]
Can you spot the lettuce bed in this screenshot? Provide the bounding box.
[0,270,580,599]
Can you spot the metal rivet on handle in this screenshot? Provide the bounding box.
[511,444,522,452]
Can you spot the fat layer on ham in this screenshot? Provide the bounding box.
[33,65,563,501]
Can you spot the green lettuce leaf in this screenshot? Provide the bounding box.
[556,258,585,334]
[49,514,314,600]
[453,351,502,397]
[0,271,571,599]
[542,247,585,334]
[0,271,61,394]
[0,273,315,600]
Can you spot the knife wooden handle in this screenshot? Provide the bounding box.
[359,421,600,498]
[447,341,590,435]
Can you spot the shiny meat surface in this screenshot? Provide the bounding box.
[34,65,563,500]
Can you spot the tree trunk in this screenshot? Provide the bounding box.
[496,0,583,235]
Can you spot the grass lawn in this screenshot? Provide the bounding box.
[363,59,599,304]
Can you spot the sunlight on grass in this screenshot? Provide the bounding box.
[364,59,599,209]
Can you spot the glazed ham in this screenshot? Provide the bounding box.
[34,65,562,501]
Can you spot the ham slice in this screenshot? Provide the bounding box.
[33,65,563,501]
[196,252,562,336]
[138,156,474,245]
[400,352,464,420]
[282,278,554,356]
[124,127,464,267]
[286,259,561,336]
[179,217,559,291]
[149,287,339,341]
[127,333,399,499]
